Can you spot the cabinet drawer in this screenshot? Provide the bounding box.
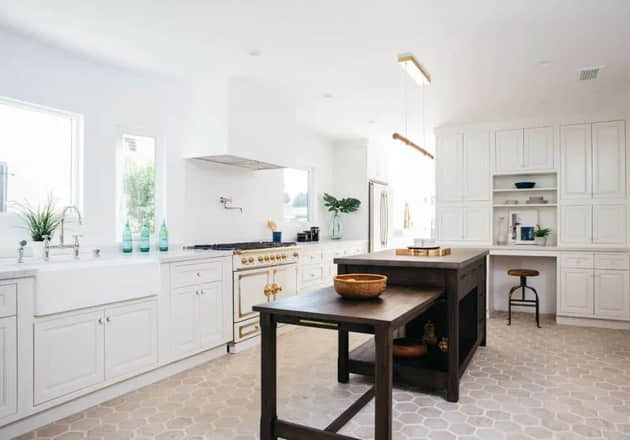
[561,254,594,269]
[234,317,260,342]
[0,284,17,318]
[300,264,323,284]
[172,260,222,288]
[595,254,630,271]
[299,250,323,265]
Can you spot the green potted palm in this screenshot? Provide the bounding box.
[323,193,361,240]
[14,197,61,259]
[534,225,551,246]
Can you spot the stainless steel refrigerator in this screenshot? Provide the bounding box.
[369,180,392,252]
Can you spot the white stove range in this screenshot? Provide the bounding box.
[188,242,300,351]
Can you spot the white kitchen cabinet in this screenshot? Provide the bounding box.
[494,129,523,172]
[272,264,297,300]
[559,269,594,316]
[34,309,105,405]
[463,207,491,242]
[198,281,226,348]
[437,206,463,241]
[592,121,626,199]
[560,205,592,245]
[594,270,630,320]
[105,300,157,380]
[524,126,554,170]
[561,124,592,200]
[463,132,491,201]
[170,286,199,358]
[0,316,16,419]
[436,133,463,202]
[593,204,626,245]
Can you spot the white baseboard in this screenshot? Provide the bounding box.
[556,316,630,330]
[0,345,228,439]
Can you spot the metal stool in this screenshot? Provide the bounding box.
[507,269,541,328]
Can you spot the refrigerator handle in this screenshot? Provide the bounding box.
[380,191,386,246]
[384,192,389,247]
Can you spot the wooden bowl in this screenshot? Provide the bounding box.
[333,274,387,299]
[393,338,428,358]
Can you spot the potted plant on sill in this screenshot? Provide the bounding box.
[14,197,61,259]
[534,225,551,246]
[323,193,361,240]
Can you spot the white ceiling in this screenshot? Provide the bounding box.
[1,0,630,143]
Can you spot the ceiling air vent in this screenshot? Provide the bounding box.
[578,66,603,81]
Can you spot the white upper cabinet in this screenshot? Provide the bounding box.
[494,129,523,172]
[523,127,554,170]
[593,204,626,245]
[463,132,491,201]
[561,121,626,201]
[592,121,626,199]
[560,205,592,245]
[436,133,463,202]
[561,124,592,200]
[437,207,463,241]
[463,207,491,242]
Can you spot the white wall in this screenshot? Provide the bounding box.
[0,26,347,253]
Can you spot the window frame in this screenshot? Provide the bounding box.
[0,96,84,216]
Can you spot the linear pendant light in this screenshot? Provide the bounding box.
[393,53,433,159]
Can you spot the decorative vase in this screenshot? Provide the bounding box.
[534,236,547,246]
[329,212,344,240]
[31,240,45,260]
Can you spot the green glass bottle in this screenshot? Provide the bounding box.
[139,219,151,253]
[122,221,133,253]
[159,219,168,252]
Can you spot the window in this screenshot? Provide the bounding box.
[118,134,156,234]
[0,98,81,213]
[283,168,310,221]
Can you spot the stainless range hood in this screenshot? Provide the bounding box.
[194,154,284,170]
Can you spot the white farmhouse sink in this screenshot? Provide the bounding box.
[34,257,160,316]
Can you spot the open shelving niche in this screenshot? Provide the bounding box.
[492,172,558,246]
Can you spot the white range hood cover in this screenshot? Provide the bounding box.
[194,154,284,170]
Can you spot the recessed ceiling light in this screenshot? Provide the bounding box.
[248,49,262,57]
[368,120,376,124]
[397,53,430,85]
[537,59,553,66]
[321,93,333,99]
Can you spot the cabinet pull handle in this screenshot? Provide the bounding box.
[196,272,201,277]
[98,318,103,325]
[200,289,205,295]
[106,316,111,323]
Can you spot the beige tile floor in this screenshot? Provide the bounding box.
[17,313,630,440]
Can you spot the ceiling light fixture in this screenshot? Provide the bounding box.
[248,49,262,57]
[397,54,431,86]
[321,93,333,99]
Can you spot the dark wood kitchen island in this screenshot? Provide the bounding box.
[335,248,488,403]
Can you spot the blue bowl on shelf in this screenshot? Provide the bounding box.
[514,181,536,189]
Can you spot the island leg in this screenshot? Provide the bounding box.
[260,313,278,440]
[338,329,349,383]
[447,273,460,402]
[374,325,393,440]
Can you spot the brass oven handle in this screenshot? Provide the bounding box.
[271,283,282,294]
[263,284,273,297]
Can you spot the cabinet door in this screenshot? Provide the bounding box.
[561,124,592,200]
[560,205,592,245]
[198,281,226,348]
[559,269,594,316]
[105,300,157,380]
[463,132,490,201]
[170,286,199,358]
[524,126,554,170]
[593,204,626,245]
[234,268,271,321]
[273,264,298,300]
[594,270,630,320]
[437,207,463,241]
[34,310,105,404]
[463,207,491,242]
[436,134,463,202]
[592,121,626,199]
[494,129,523,172]
[0,316,16,419]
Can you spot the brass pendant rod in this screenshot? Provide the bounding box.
[392,132,434,159]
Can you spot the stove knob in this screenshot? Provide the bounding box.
[241,258,248,264]
[293,252,299,257]
[248,257,254,263]
[258,256,264,262]
[282,254,287,259]
[264,255,270,261]
[270,255,276,260]
[276,254,282,260]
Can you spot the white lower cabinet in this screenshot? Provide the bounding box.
[0,316,17,419]
[561,204,626,246]
[105,301,157,380]
[594,270,630,320]
[34,309,105,405]
[559,269,594,316]
[34,299,158,405]
[297,242,368,292]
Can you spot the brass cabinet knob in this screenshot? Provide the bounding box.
[248,257,254,263]
[263,284,273,296]
[241,257,248,264]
